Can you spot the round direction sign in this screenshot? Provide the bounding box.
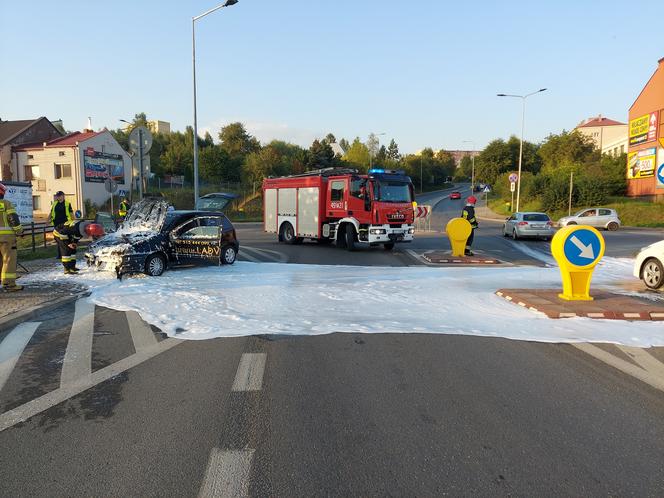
[657,163,664,185]
[509,173,518,183]
[128,126,153,155]
[552,225,605,269]
[104,178,118,194]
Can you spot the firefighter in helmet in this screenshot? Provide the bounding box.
[0,182,24,291]
[461,195,479,256]
[118,196,130,221]
[53,218,104,274]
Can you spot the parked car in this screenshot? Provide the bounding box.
[633,240,664,290]
[196,192,238,212]
[85,198,239,278]
[449,191,461,200]
[503,212,555,240]
[94,212,117,234]
[558,208,621,231]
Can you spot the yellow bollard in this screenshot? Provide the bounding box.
[446,218,472,257]
[551,225,605,301]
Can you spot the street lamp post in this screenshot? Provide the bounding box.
[368,132,386,170]
[462,140,476,192]
[192,0,238,206]
[497,88,547,212]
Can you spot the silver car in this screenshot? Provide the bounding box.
[503,212,555,240]
[558,208,621,231]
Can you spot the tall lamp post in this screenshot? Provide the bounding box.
[192,0,239,206]
[497,88,547,212]
[368,132,385,170]
[462,140,476,192]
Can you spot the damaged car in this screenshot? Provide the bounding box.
[85,198,240,278]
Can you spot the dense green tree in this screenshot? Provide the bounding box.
[307,139,336,168]
[339,138,350,153]
[199,146,230,184]
[342,138,370,170]
[243,147,281,187]
[538,130,597,171]
[323,133,336,145]
[387,139,400,160]
[218,122,260,157]
[375,145,388,164]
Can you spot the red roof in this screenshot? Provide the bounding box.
[14,130,102,151]
[577,117,625,128]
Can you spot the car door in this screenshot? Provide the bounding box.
[504,214,517,234]
[326,178,348,220]
[598,209,612,228]
[172,216,223,266]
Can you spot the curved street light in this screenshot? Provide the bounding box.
[497,88,547,212]
[192,0,239,206]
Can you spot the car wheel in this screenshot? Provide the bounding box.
[607,221,619,231]
[345,224,356,251]
[503,225,509,237]
[221,245,237,265]
[383,242,395,250]
[144,253,166,276]
[512,229,518,240]
[280,222,296,244]
[642,258,663,290]
[567,221,577,225]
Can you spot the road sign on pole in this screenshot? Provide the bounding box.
[509,173,518,183]
[551,225,605,301]
[510,182,516,192]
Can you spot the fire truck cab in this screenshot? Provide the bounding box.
[263,168,415,251]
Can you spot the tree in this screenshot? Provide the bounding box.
[323,133,336,145]
[375,145,388,164]
[131,112,149,129]
[538,130,597,171]
[243,147,281,188]
[342,138,370,169]
[218,122,260,157]
[199,146,230,185]
[202,131,214,147]
[339,138,350,153]
[366,134,381,163]
[387,139,400,160]
[308,139,336,168]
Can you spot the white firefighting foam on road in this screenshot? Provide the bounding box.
[23,258,663,346]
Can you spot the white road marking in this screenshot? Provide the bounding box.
[0,322,40,392]
[60,299,95,388]
[126,310,158,353]
[616,346,664,378]
[232,353,266,391]
[242,245,287,263]
[198,448,254,498]
[573,343,664,392]
[0,338,182,433]
[238,249,260,263]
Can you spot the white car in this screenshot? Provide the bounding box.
[633,240,664,290]
[558,208,621,231]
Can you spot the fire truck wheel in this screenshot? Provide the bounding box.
[280,222,297,244]
[345,224,356,251]
[383,242,395,250]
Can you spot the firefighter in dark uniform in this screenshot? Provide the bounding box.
[53,219,104,274]
[50,191,74,259]
[461,195,479,256]
[118,197,130,221]
[0,182,24,291]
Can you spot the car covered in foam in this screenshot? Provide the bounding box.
[85,198,239,278]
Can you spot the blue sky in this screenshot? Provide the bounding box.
[1,0,661,153]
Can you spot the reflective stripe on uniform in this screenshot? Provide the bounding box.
[61,257,76,263]
[53,230,69,240]
[1,272,17,279]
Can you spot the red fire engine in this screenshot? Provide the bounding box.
[263,168,415,250]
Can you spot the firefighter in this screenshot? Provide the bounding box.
[53,219,104,274]
[0,182,24,292]
[118,196,130,221]
[50,191,74,227]
[461,195,479,256]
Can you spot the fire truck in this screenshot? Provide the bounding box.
[263,167,415,250]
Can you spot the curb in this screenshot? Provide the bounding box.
[0,292,87,332]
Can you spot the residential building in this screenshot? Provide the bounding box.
[627,57,664,199]
[574,115,628,156]
[0,117,63,181]
[14,129,132,217]
[147,120,171,135]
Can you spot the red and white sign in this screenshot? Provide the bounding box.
[415,205,431,218]
[648,111,659,142]
[509,173,518,183]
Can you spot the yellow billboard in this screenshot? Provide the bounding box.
[627,147,656,179]
[629,111,658,146]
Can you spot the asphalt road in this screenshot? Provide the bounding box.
[2,196,664,496]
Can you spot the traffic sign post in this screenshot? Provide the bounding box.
[551,225,606,301]
[446,218,472,257]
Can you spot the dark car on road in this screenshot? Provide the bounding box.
[85,199,239,278]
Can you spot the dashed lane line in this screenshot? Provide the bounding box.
[60,299,95,388]
[126,310,159,353]
[0,337,182,433]
[238,248,261,263]
[231,353,266,392]
[573,343,664,392]
[198,449,254,498]
[0,322,41,392]
[241,245,288,263]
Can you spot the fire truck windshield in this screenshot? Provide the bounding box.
[374,181,412,203]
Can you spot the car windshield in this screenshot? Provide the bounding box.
[195,195,235,212]
[374,181,412,203]
[523,213,550,222]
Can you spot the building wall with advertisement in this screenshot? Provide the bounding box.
[15,130,131,217]
[627,57,664,199]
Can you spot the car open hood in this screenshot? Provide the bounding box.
[120,198,170,233]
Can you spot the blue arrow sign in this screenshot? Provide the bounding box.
[657,163,664,186]
[563,228,602,266]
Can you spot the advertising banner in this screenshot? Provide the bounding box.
[3,181,33,224]
[83,147,125,183]
[629,111,659,146]
[627,147,657,179]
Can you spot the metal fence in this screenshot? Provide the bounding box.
[20,222,54,252]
